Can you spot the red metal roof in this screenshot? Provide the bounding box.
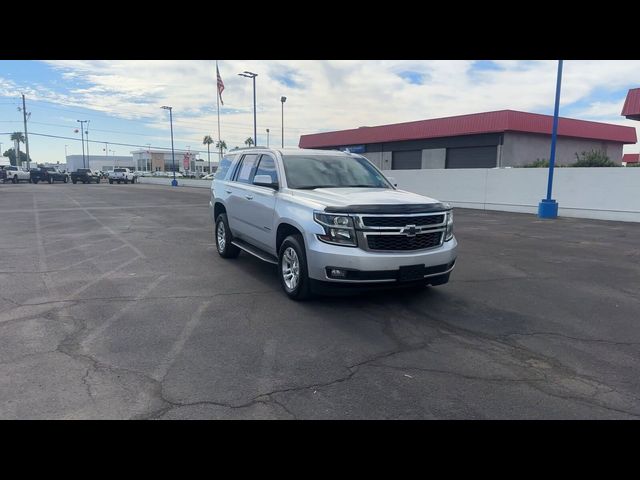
[299,110,637,148]
[621,88,640,120]
[623,153,639,163]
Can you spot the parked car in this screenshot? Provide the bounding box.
[108,168,136,184]
[30,166,69,184]
[211,148,457,300]
[2,165,31,183]
[70,168,101,184]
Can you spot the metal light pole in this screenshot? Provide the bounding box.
[538,60,564,219]
[85,120,90,169]
[65,144,68,159]
[238,71,258,146]
[77,120,87,168]
[266,128,270,147]
[281,96,287,148]
[161,106,178,186]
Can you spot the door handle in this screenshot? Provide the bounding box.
[245,194,254,200]
[225,189,232,194]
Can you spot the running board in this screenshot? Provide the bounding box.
[231,240,278,265]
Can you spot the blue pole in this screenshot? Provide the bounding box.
[538,60,563,219]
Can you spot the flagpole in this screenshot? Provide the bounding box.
[216,60,222,164]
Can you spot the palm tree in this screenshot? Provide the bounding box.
[10,132,25,144]
[244,137,254,148]
[10,132,25,166]
[203,135,214,173]
[215,140,227,153]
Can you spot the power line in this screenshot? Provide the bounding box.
[4,95,311,132]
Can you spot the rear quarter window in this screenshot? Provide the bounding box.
[216,155,236,180]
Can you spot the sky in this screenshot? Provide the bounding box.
[1,60,639,164]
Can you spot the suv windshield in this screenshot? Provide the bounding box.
[114,169,126,172]
[281,154,391,189]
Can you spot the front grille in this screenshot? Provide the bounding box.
[367,232,442,251]
[362,214,445,228]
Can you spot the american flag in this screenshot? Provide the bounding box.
[217,64,225,106]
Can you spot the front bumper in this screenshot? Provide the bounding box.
[304,231,458,283]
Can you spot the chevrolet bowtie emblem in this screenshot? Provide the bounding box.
[402,224,417,237]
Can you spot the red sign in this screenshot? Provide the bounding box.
[183,153,190,170]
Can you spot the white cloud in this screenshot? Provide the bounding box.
[4,60,639,156]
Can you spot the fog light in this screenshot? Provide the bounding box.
[329,268,347,279]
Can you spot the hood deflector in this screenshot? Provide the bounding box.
[323,203,450,214]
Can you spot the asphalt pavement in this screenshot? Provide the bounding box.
[1,182,639,419]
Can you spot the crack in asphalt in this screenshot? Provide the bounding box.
[505,331,640,347]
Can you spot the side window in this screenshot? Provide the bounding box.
[234,154,259,184]
[254,155,278,184]
[216,155,235,180]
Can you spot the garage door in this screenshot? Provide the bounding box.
[392,150,421,170]
[446,146,497,169]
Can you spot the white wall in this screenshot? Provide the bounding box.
[137,177,212,188]
[384,168,640,223]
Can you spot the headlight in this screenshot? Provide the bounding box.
[445,211,454,241]
[314,212,358,247]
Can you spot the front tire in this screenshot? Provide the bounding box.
[12,176,17,184]
[32,179,39,184]
[215,213,240,259]
[72,179,77,184]
[64,176,69,183]
[278,235,311,300]
[48,177,53,184]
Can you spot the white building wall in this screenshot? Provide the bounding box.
[383,167,640,223]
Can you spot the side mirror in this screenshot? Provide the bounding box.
[387,176,398,187]
[253,174,279,190]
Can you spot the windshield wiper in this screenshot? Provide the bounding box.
[295,185,336,189]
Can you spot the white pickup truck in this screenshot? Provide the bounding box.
[108,168,136,184]
[2,166,31,184]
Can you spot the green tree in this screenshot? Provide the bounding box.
[203,135,214,172]
[9,132,25,166]
[244,137,254,147]
[571,149,617,167]
[215,140,227,154]
[2,148,30,167]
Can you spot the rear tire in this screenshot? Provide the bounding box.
[109,179,113,184]
[96,177,100,183]
[215,213,240,259]
[64,176,69,183]
[48,177,53,184]
[32,179,38,184]
[72,179,77,184]
[12,176,17,184]
[278,235,312,300]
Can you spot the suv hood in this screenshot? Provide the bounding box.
[290,187,446,212]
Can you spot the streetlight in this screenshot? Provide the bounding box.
[538,60,564,219]
[238,71,258,147]
[85,120,91,168]
[77,120,87,168]
[64,144,68,159]
[161,106,178,186]
[266,128,270,147]
[281,96,287,148]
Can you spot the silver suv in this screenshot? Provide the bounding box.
[210,148,457,300]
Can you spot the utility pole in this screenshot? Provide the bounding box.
[21,95,31,170]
